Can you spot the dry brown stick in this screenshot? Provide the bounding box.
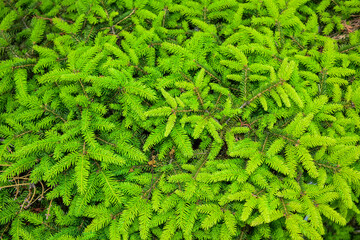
[315,162,340,172]
[14,177,20,199]
[131,64,148,75]
[340,44,360,53]
[28,181,45,205]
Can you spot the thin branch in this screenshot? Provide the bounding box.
[194,60,222,83]
[79,79,93,102]
[0,183,31,189]
[83,141,87,155]
[240,79,285,109]
[193,155,208,179]
[14,130,32,138]
[340,44,360,53]
[96,136,117,147]
[42,105,67,123]
[24,185,37,209]
[143,173,163,200]
[315,162,340,172]
[85,25,95,43]
[290,36,304,50]
[113,8,137,27]
[261,135,269,153]
[280,197,289,217]
[180,72,205,107]
[162,6,168,27]
[215,93,222,108]
[130,64,148,75]
[12,64,36,70]
[45,199,53,220]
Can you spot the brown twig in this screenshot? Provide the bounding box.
[163,7,168,27]
[261,135,269,153]
[113,8,137,27]
[12,64,36,70]
[240,79,285,109]
[42,105,67,123]
[85,25,95,43]
[143,173,163,200]
[0,183,31,189]
[315,162,340,172]
[280,197,289,217]
[193,156,208,180]
[180,72,205,107]
[14,130,32,138]
[194,60,222,83]
[290,36,304,50]
[96,136,117,147]
[24,185,37,209]
[130,64,148,75]
[45,199,53,220]
[79,80,92,102]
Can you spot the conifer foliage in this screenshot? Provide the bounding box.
[1,0,360,239]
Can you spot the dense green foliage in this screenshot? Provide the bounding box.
[1,0,360,239]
